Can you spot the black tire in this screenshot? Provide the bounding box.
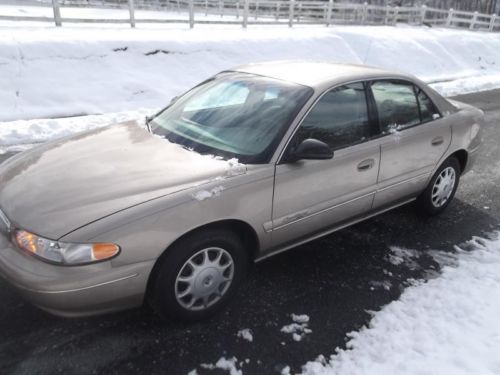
[149,229,249,322]
[416,157,461,216]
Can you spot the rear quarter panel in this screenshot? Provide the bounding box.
[431,101,484,177]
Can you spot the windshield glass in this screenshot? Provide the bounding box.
[151,72,313,163]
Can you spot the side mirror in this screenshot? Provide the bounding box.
[290,138,333,162]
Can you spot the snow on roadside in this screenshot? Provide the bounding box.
[0,109,151,151]
[387,246,421,270]
[200,357,243,375]
[301,233,500,375]
[2,22,500,124]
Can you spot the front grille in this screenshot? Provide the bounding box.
[0,208,11,234]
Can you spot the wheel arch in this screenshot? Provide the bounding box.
[145,219,260,300]
[449,149,468,174]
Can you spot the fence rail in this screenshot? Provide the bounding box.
[1,0,499,31]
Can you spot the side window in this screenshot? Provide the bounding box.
[295,83,371,150]
[371,81,420,133]
[416,87,440,123]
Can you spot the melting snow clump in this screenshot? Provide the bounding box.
[237,328,253,342]
[192,186,224,201]
[226,158,247,176]
[388,246,421,270]
[281,314,312,342]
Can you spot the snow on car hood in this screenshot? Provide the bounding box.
[0,122,245,239]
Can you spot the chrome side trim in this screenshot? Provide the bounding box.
[270,191,375,232]
[255,197,416,263]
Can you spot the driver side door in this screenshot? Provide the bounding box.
[270,82,381,247]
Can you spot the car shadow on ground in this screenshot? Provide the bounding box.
[0,198,496,375]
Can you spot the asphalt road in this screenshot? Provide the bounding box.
[1,89,499,375]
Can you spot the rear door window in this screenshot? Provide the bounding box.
[416,87,440,123]
[371,81,420,133]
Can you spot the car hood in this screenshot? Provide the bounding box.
[0,122,244,239]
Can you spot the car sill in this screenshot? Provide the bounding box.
[255,197,416,263]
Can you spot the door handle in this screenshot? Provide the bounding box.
[431,136,444,146]
[357,159,375,171]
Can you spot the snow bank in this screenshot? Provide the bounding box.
[301,233,500,375]
[1,22,500,125]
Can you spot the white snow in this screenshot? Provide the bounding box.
[192,185,225,201]
[0,110,149,149]
[200,357,243,375]
[237,328,253,343]
[292,314,310,324]
[388,246,421,270]
[301,233,500,375]
[282,314,313,342]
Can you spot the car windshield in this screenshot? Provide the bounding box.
[151,72,313,163]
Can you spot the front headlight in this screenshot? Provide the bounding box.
[13,230,119,265]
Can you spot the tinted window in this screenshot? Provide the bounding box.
[295,83,371,150]
[417,87,439,123]
[371,81,420,133]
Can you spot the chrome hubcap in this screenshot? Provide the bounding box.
[431,167,456,208]
[175,247,234,311]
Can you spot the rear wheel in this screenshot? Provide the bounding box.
[417,157,461,216]
[149,229,248,321]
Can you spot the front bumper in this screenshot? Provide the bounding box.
[0,229,155,317]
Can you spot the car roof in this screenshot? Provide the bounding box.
[231,60,408,88]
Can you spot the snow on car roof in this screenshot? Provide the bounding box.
[232,61,400,88]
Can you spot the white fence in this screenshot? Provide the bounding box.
[1,0,499,31]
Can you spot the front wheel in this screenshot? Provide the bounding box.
[416,157,461,216]
[149,229,249,322]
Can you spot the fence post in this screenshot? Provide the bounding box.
[446,8,453,26]
[326,0,333,26]
[470,11,478,30]
[489,14,497,31]
[384,5,390,25]
[236,1,240,19]
[361,2,368,25]
[242,0,249,28]
[205,0,208,16]
[51,0,62,27]
[276,2,280,20]
[219,0,223,17]
[128,0,135,28]
[255,1,259,20]
[420,4,427,25]
[288,0,295,27]
[297,2,302,23]
[392,6,399,25]
[188,0,194,28]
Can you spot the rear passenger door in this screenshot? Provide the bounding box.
[370,80,451,209]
